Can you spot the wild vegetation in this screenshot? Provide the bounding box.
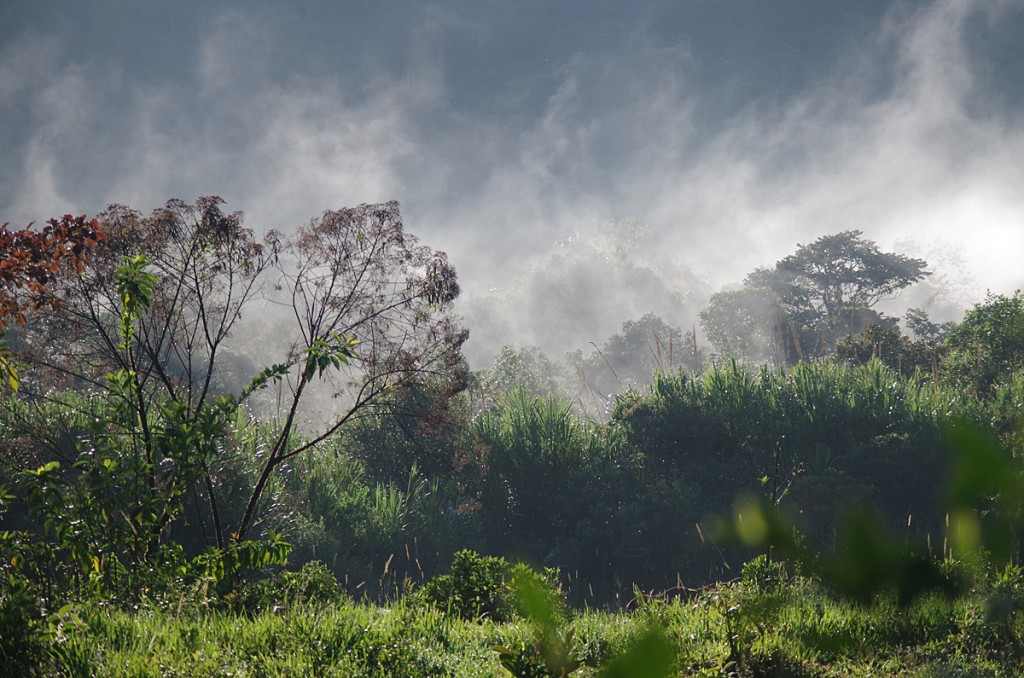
[2,199,1024,675]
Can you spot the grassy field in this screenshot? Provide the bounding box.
[20,568,1024,677]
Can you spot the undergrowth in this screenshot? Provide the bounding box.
[8,561,1024,677]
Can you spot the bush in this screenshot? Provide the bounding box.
[420,550,565,626]
[741,554,787,592]
[223,560,344,614]
[421,550,515,622]
[474,390,646,595]
[0,576,51,677]
[510,562,566,625]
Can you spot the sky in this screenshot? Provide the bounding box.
[2,0,1023,363]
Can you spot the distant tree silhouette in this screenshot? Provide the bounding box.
[702,231,929,363]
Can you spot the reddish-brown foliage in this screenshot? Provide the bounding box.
[0,214,106,330]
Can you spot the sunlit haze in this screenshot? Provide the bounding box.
[3,0,1022,365]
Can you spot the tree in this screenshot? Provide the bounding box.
[699,287,787,364]
[6,199,278,566]
[741,231,928,359]
[892,236,977,326]
[943,291,1024,397]
[0,214,106,329]
[483,345,568,401]
[0,215,106,390]
[904,307,954,343]
[568,313,705,418]
[237,200,467,541]
[835,323,943,378]
[10,197,467,560]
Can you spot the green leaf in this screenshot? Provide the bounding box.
[25,461,60,478]
[598,628,674,678]
[237,362,293,402]
[0,341,20,392]
[302,332,360,384]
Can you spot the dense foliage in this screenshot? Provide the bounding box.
[3,204,1024,674]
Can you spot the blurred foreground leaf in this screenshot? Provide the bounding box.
[598,628,674,678]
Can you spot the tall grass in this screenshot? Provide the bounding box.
[32,569,1024,676]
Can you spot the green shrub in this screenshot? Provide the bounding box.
[741,554,787,592]
[0,576,51,677]
[232,560,344,613]
[986,565,1024,631]
[511,563,566,630]
[421,550,515,622]
[496,563,579,677]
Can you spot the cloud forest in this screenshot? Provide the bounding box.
[4,0,1024,674]
[2,197,1024,675]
